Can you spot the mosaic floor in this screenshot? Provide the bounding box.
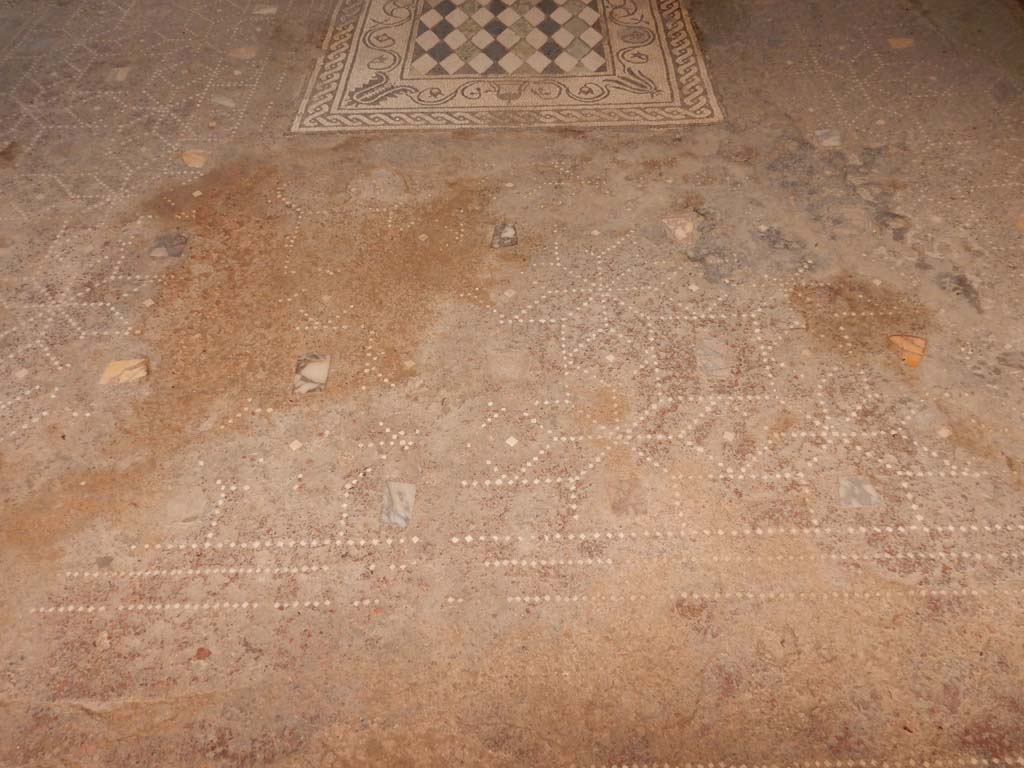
[293,0,722,130]
[3,0,1024,765]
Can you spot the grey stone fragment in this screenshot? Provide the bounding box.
[756,225,803,250]
[149,233,188,258]
[877,210,912,241]
[936,271,981,311]
[695,333,733,380]
[381,481,416,528]
[815,128,841,148]
[490,222,517,248]
[839,477,882,508]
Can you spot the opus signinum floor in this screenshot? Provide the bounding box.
[3,0,1024,765]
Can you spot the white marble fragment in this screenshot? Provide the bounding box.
[839,477,882,508]
[293,353,330,394]
[381,482,416,528]
[662,213,699,243]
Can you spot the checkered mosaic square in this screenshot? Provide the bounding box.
[408,0,607,77]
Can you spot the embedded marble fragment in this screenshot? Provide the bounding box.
[839,477,882,508]
[294,353,330,394]
[381,482,416,528]
[695,333,733,381]
[889,335,926,368]
[99,358,148,385]
[149,233,188,259]
[814,128,842,148]
[490,223,517,248]
[662,214,699,243]
[181,149,208,168]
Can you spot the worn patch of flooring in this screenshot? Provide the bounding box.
[3,0,1024,765]
[292,0,722,131]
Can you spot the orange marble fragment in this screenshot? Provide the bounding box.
[888,335,926,367]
